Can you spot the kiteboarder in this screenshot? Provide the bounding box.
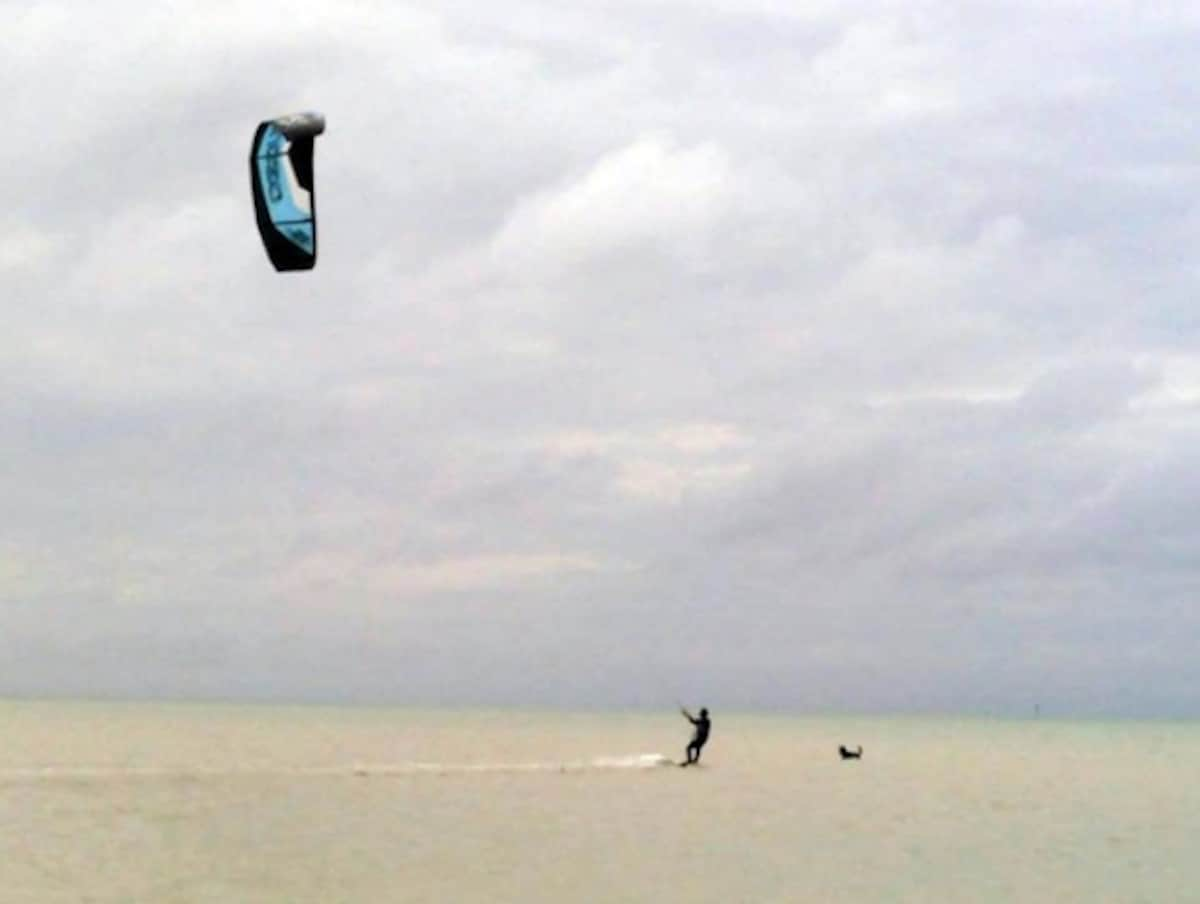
[680,706,711,766]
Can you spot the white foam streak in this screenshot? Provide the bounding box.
[355,753,676,776]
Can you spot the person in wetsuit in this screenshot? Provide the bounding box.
[680,706,711,766]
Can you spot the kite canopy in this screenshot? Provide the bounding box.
[249,112,326,271]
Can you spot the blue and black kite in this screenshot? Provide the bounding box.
[249,112,326,271]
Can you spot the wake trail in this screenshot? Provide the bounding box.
[0,754,677,782]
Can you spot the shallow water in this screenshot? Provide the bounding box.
[1,701,1196,902]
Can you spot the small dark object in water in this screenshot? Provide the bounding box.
[838,745,863,760]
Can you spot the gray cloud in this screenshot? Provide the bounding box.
[3,0,1199,715]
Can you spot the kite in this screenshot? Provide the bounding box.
[249,112,325,271]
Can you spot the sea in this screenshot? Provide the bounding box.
[1,700,1196,903]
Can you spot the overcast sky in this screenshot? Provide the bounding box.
[3,0,1199,715]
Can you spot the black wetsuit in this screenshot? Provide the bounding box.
[684,712,711,764]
